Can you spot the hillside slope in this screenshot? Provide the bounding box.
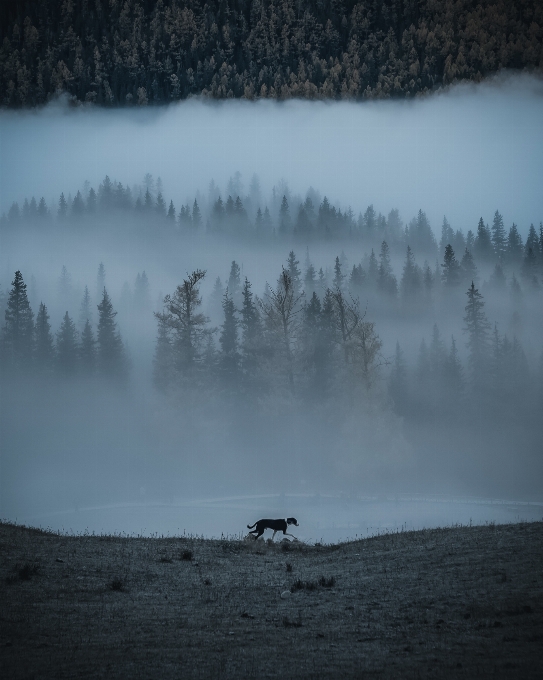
[1,521,542,678]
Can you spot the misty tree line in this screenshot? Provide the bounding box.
[153,250,543,419]
[0,267,129,381]
[4,173,543,262]
[1,243,541,430]
[153,257,384,402]
[1,0,542,107]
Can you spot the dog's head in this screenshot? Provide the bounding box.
[287,517,299,526]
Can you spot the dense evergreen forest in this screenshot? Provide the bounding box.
[1,0,542,107]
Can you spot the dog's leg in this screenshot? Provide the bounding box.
[284,532,299,540]
[271,530,277,541]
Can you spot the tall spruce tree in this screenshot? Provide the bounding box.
[474,218,493,263]
[56,311,78,376]
[80,319,96,375]
[239,277,261,378]
[79,285,93,328]
[287,251,302,296]
[463,282,491,392]
[279,195,291,235]
[377,241,397,297]
[34,302,55,372]
[506,223,524,264]
[491,210,506,260]
[441,244,461,288]
[97,288,126,379]
[219,289,240,386]
[1,270,34,370]
[227,261,242,307]
[155,270,210,380]
[400,245,422,305]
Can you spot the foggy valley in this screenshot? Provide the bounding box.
[1,74,542,540]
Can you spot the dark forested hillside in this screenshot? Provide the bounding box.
[1,0,542,107]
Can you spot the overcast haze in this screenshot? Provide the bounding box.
[1,72,542,234]
[1,72,542,539]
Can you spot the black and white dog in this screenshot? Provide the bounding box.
[247,517,299,541]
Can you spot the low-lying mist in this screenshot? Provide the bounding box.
[1,72,542,229]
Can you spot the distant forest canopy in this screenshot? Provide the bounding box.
[3,173,542,267]
[1,0,542,107]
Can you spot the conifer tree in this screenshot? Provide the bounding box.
[317,267,328,295]
[38,197,48,218]
[525,224,539,257]
[262,207,273,234]
[304,257,317,297]
[506,223,524,264]
[349,264,366,295]
[34,302,55,372]
[155,192,166,216]
[333,255,345,292]
[423,262,434,303]
[474,218,493,263]
[439,217,454,258]
[1,270,34,370]
[367,249,379,289]
[463,282,491,392]
[279,195,291,235]
[227,261,242,306]
[491,210,506,260]
[208,276,225,321]
[219,289,240,386]
[86,188,97,214]
[192,200,202,230]
[377,241,397,297]
[441,244,461,288]
[287,251,302,296]
[97,288,126,379]
[239,277,261,378]
[167,200,176,221]
[72,190,85,216]
[460,248,477,287]
[56,311,78,376]
[79,285,93,328]
[80,319,96,375]
[58,193,68,220]
[155,270,209,380]
[300,291,333,397]
[400,245,422,305]
[144,189,153,211]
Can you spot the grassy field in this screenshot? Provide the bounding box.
[1,521,542,679]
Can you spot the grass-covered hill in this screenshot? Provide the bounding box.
[1,520,542,678]
[1,0,542,107]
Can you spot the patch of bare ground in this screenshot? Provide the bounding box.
[0,521,542,679]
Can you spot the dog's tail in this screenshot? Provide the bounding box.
[247,522,257,529]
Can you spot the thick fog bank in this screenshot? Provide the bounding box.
[1,72,542,232]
